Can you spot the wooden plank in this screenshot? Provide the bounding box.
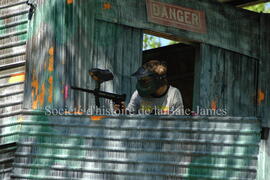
[258,14,270,128]
[196,44,258,116]
[64,0,81,110]
[95,0,260,58]
[24,0,142,111]
[24,0,95,110]
[91,20,142,108]
[23,0,57,109]
[226,49,258,116]
[256,13,270,180]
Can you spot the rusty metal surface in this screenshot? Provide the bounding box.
[10,113,261,180]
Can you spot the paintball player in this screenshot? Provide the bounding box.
[114,60,184,115]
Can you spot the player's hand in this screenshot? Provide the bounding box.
[113,101,126,114]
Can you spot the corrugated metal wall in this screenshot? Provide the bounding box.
[0,116,19,179]
[0,1,29,179]
[11,114,260,180]
[0,142,17,180]
[0,0,28,116]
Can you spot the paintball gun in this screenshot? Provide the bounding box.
[71,68,126,109]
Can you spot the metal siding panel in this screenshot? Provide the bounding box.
[0,0,28,116]
[12,113,260,180]
[0,116,19,180]
[0,142,17,180]
[256,137,270,180]
[0,116,20,145]
[0,1,29,179]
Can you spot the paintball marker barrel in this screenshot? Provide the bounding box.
[71,86,126,104]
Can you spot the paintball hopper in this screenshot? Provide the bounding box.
[72,68,125,109]
[89,68,114,83]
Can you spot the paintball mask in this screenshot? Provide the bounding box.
[132,66,167,98]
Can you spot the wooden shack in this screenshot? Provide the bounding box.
[0,0,270,179]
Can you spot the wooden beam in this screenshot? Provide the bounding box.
[258,13,270,128]
[96,0,260,58]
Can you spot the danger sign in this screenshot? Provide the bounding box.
[146,0,207,33]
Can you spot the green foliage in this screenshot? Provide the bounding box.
[143,34,178,50]
[244,2,270,13]
[143,34,161,50]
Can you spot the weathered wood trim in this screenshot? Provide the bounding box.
[258,13,270,128]
[196,43,258,116]
[95,0,260,59]
[192,44,202,110]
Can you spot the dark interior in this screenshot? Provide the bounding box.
[143,43,196,110]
